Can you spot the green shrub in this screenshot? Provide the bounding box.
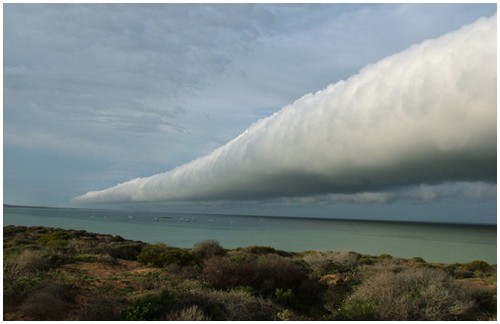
[3,225,29,238]
[336,299,378,320]
[239,245,293,257]
[6,238,35,247]
[359,256,375,265]
[411,256,426,264]
[378,253,393,260]
[463,260,490,273]
[74,254,99,262]
[3,262,40,306]
[36,231,71,245]
[121,290,174,320]
[138,243,196,268]
[107,242,144,260]
[445,261,492,279]
[274,288,297,308]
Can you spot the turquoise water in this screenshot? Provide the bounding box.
[3,206,496,264]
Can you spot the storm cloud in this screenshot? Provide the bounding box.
[75,14,496,204]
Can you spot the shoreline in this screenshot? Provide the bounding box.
[4,224,496,266]
[4,225,497,321]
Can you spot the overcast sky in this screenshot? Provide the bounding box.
[4,3,497,224]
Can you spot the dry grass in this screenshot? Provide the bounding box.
[345,266,477,320]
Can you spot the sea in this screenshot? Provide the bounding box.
[3,206,497,264]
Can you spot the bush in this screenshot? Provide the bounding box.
[107,242,144,260]
[167,305,210,321]
[253,254,311,297]
[311,260,350,279]
[239,245,293,257]
[79,294,122,320]
[7,249,54,273]
[208,289,278,320]
[121,290,175,320]
[138,243,197,268]
[3,262,40,306]
[36,230,71,246]
[344,267,476,320]
[172,285,279,321]
[410,257,426,264]
[192,240,226,259]
[19,281,77,320]
[74,254,99,262]
[463,260,490,273]
[201,254,322,313]
[201,256,247,290]
[336,299,378,320]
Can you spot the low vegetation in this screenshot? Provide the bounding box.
[3,225,497,320]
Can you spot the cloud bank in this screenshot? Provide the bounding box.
[75,14,496,204]
[330,182,497,205]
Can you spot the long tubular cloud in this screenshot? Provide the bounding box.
[75,14,496,204]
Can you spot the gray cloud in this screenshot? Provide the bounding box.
[330,182,497,205]
[3,4,278,135]
[75,14,497,204]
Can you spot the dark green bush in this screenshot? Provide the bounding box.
[463,260,490,273]
[377,254,393,260]
[6,238,35,247]
[274,288,297,308]
[35,230,72,249]
[3,225,28,237]
[36,230,71,245]
[411,256,426,264]
[359,256,375,265]
[239,245,293,257]
[336,299,378,320]
[74,254,99,262]
[107,242,144,260]
[138,243,196,268]
[121,290,174,320]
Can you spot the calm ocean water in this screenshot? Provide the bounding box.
[3,206,496,264]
